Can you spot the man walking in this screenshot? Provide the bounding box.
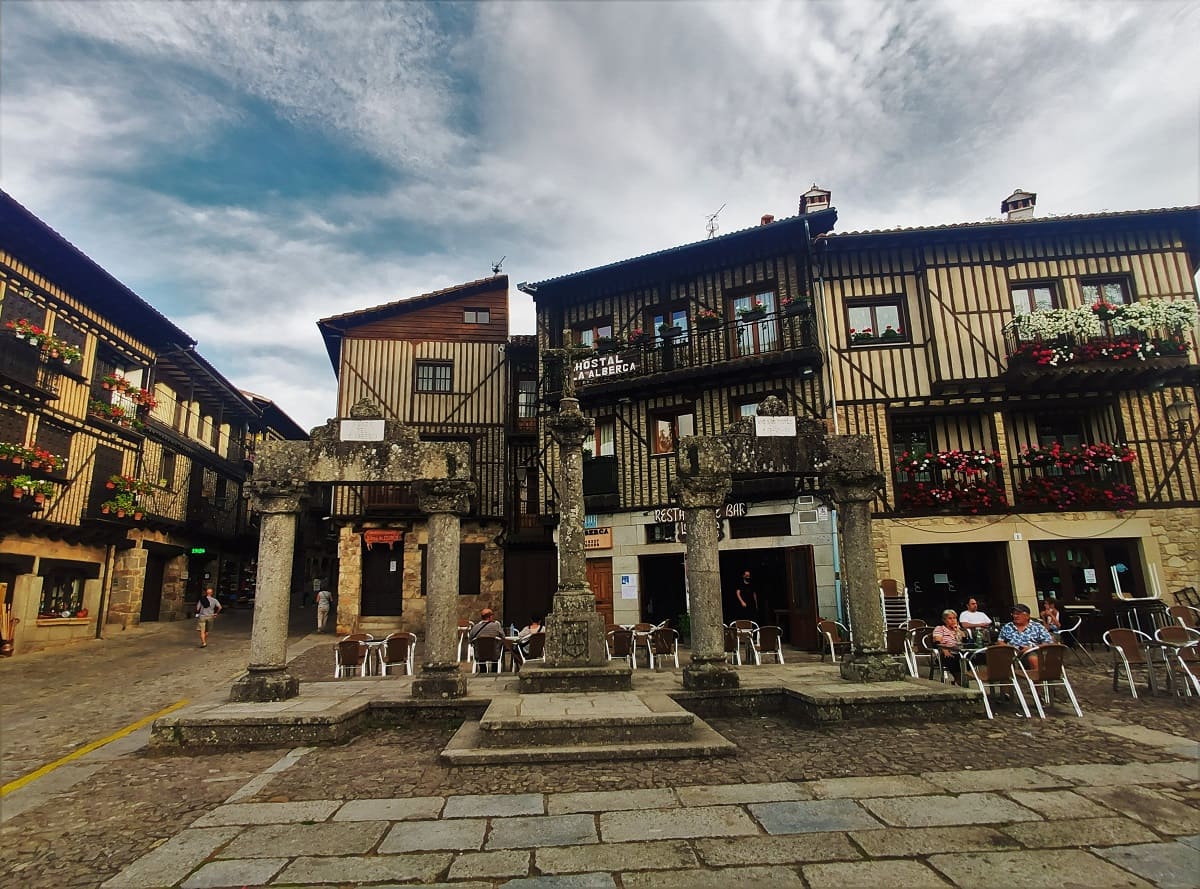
[316,587,333,633]
[195,587,222,648]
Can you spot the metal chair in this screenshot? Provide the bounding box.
[606,628,636,669]
[885,627,916,677]
[751,626,785,665]
[817,619,851,662]
[471,636,505,673]
[378,632,416,676]
[456,624,473,662]
[334,638,369,678]
[966,646,1032,719]
[1055,615,1096,666]
[1103,627,1158,698]
[518,631,547,670]
[907,626,939,680]
[731,619,758,663]
[1017,644,1082,717]
[648,627,680,669]
[1155,626,1200,697]
[898,618,927,631]
[1167,605,1200,630]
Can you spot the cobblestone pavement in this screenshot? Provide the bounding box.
[2,622,1197,888]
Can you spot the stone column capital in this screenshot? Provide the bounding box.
[674,474,732,510]
[246,481,308,515]
[546,398,594,448]
[826,472,883,505]
[415,478,476,515]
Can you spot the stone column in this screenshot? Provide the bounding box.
[542,396,608,667]
[826,435,906,682]
[679,474,738,690]
[412,479,475,699]
[230,483,306,702]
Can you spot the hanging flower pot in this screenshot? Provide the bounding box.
[102,382,111,390]
[49,349,60,359]
[133,510,144,521]
[739,308,767,322]
[106,480,115,489]
[12,489,23,499]
[13,331,25,340]
[100,504,111,514]
[116,508,127,518]
[30,460,41,469]
[33,492,45,504]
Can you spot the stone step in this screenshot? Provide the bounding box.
[477,691,694,746]
[440,714,737,765]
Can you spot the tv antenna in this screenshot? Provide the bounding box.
[705,204,726,239]
[492,256,506,275]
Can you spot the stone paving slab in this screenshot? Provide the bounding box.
[448,849,532,880]
[923,766,1065,793]
[599,805,758,843]
[487,814,599,849]
[215,820,387,858]
[443,792,544,818]
[535,839,698,873]
[333,796,444,821]
[273,852,452,884]
[378,818,487,853]
[1005,789,1115,820]
[927,849,1155,888]
[179,857,287,889]
[675,781,809,806]
[862,792,1040,828]
[547,788,677,815]
[1077,784,1200,835]
[1180,834,1200,851]
[695,832,861,866]
[622,865,806,888]
[748,799,884,834]
[1089,724,1200,760]
[499,874,615,888]
[848,825,1020,857]
[1094,840,1200,889]
[101,827,240,889]
[803,859,952,888]
[190,799,340,827]
[808,775,938,799]
[1039,761,1198,786]
[1000,816,1161,849]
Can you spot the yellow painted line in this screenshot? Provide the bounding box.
[1,699,189,797]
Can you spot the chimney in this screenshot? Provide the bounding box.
[760,214,775,226]
[800,184,831,215]
[1001,188,1037,221]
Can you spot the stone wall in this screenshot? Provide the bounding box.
[107,546,148,628]
[159,553,189,620]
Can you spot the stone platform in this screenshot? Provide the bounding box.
[149,661,978,751]
[441,690,736,764]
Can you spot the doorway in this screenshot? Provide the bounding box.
[361,543,403,617]
[902,543,1013,624]
[585,557,614,626]
[638,553,686,626]
[506,548,557,626]
[1029,538,1142,630]
[140,553,166,622]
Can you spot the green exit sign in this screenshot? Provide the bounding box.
[190,547,207,555]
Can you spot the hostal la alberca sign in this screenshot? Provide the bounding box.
[574,352,639,382]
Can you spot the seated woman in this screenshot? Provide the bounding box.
[1039,599,1062,637]
[517,615,543,657]
[931,609,967,684]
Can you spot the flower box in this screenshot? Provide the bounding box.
[738,308,766,322]
[782,299,812,316]
[658,324,683,339]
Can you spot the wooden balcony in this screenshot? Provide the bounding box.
[509,511,554,543]
[1003,323,1192,392]
[510,415,538,436]
[0,333,61,402]
[891,450,1008,516]
[552,312,821,403]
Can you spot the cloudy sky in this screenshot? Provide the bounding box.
[1,0,1197,431]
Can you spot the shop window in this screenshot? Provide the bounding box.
[584,418,615,457]
[650,408,694,456]
[39,572,84,617]
[415,361,453,393]
[848,297,908,346]
[1011,282,1059,315]
[1080,277,1132,307]
[645,522,678,543]
[729,514,790,538]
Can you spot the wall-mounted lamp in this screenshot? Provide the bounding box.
[1166,398,1193,439]
[515,466,529,485]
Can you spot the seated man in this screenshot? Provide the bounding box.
[998,603,1054,671]
[469,607,504,642]
[959,598,993,641]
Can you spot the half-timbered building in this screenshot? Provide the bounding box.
[316,276,516,636]
[819,191,1200,633]
[521,203,840,648]
[0,189,306,654]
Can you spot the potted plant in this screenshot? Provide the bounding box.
[6,318,45,343]
[629,327,649,345]
[100,374,130,392]
[658,322,683,339]
[781,296,812,316]
[879,325,904,342]
[594,335,620,354]
[696,308,721,327]
[130,387,157,409]
[53,340,83,365]
[738,301,767,322]
[850,327,876,344]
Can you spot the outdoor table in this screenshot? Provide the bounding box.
[504,636,522,672]
[363,639,386,676]
[1143,640,1182,695]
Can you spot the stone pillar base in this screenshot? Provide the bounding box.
[683,658,740,690]
[229,668,300,702]
[413,663,468,700]
[518,663,632,694]
[839,652,910,682]
[544,609,609,668]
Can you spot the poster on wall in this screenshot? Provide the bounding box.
[620,574,638,600]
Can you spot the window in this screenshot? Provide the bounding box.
[420,543,483,597]
[650,306,689,341]
[1011,283,1058,315]
[891,420,934,482]
[1080,277,1132,307]
[160,451,177,488]
[516,378,538,419]
[847,297,908,346]
[415,361,453,392]
[573,321,613,348]
[463,307,491,324]
[1035,414,1084,450]
[645,522,678,543]
[39,572,84,617]
[651,408,694,455]
[729,289,778,355]
[731,393,784,418]
[584,418,615,457]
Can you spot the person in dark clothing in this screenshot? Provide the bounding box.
[735,570,758,622]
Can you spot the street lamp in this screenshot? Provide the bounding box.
[1166,399,1193,440]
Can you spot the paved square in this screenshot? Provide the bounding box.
[748,799,883,834]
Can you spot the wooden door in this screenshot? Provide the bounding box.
[504,548,556,625]
[139,552,166,622]
[586,558,614,626]
[362,544,403,616]
[784,546,818,649]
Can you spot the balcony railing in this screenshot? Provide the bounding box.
[0,332,61,399]
[1012,443,1138,511]
[568,312,819,392]
[892,449,1008,515]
